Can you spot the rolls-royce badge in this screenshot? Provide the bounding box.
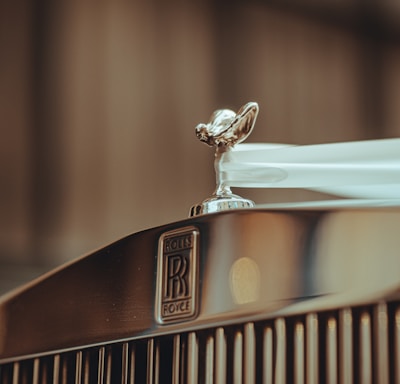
[156,227,199,324]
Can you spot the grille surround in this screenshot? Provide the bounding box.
[1,300,399,383]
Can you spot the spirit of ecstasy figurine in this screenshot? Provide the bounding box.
[190,102,259,216]
[192,101,400,216]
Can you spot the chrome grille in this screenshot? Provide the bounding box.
[1,301,400,383]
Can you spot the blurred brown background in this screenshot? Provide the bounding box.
[1,0,400,293]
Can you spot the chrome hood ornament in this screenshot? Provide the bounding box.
[191,101,400,216]
[190,102,259,216]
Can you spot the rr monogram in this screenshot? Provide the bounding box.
[165,254,189,300]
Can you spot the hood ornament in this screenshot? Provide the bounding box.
[190,102,259,216]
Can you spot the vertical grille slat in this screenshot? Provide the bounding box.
[359,311,372,384]
[52,354,60,384]
[274,317,286,384]
[374,302,389,383]
[205,334,214,384]
[244,322,255,384]
[326,316,337,384]
[172,334,181,384]
[33,357,40,384]
[12,361,19,384]
[294,321,304,384]
[75,351,82,384]
[121,343,129,384]
[306,313,318,384]
[187,332,198,384]
[233,330,243,384]
[263,325,273,384]
[339,308,353,384]
[146,339,154,384]
[154,340,160,384]
[97,347,105,384]
[215,327,226,384]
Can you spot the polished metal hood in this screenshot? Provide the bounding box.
[1,205,400,362]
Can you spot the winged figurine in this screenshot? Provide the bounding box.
[195,101,259,148]
[191,102,259,216]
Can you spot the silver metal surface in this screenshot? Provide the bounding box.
[190,194,254,217]
[1,207,400,383]
[1,207,400,362]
